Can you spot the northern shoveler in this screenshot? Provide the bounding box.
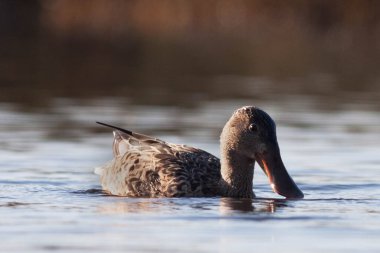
[96,106,303,199]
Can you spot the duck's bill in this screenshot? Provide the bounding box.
[256,150,304,199]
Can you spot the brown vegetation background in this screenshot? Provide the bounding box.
[1,0,379,107]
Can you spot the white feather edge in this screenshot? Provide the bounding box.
[94,166,104,175]
[95,131,130,176]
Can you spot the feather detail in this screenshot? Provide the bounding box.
[97,123,221,197]
[94,167,104,176]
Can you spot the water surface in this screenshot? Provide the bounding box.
[1,98,380,253]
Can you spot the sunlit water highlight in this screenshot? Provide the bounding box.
[1,98,380,252]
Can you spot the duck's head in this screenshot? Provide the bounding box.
[221,106,304,199]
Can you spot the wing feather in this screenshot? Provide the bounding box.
[97,122,221,197]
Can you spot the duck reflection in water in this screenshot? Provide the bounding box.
[219,198,288,214]
[97,197,289,215]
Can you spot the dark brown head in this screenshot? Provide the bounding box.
[220,106,304,199]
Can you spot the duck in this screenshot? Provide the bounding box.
[96,106,304,199]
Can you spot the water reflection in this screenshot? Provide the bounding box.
[220,198,254,213]
[97,198,218,215]
[96,197,291,216]
[220,198,290,214]
[98,199,158,214]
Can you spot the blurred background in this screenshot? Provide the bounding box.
[1,0,380,109]
[2,2,380,252]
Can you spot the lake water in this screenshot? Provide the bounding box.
[1,97,380,253]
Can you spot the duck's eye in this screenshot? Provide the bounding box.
[248,123,257,132]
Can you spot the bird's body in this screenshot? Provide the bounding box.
[98,131,221,197]
[97,106,304,199]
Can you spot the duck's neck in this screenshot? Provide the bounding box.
[220,150,255,198]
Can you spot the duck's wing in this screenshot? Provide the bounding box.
[97,122,221,197]
[159,144,221,197]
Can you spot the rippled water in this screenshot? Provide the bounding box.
[1,98,380,253]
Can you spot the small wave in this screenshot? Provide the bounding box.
[301,183,380,191]
[0,202,31,207]
[161,215,334,222]
[301,198,379,202]
[0,180,67,186]
[71,188,106,195]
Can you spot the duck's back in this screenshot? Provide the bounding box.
[98,130,221,197]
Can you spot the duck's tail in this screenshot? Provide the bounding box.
[94,160,114,176]
[96,121,133,136]
[96,121,136,157]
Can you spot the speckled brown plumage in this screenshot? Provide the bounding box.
[98,127,221,197]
